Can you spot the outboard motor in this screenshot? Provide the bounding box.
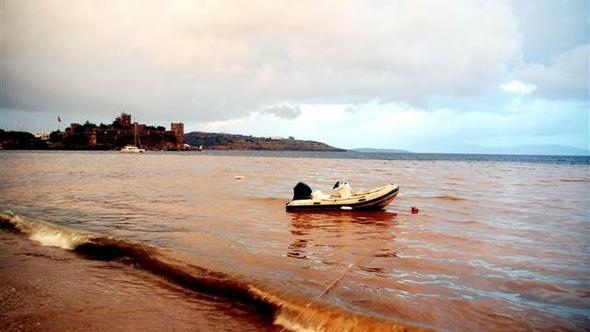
[292,182,313,200]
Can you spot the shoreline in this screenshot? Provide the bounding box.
[1,149,588,161]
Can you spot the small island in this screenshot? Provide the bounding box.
[0,113,344,152]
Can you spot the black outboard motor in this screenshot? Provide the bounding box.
[292,182,313,200]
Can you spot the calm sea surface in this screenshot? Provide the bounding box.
[1,151,589,331]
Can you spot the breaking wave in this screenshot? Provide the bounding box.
[0,211,417,332]
[0,211,91,249]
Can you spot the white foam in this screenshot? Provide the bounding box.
[1,211,89,250]
[29,230,85,250]
[274,312,318,332]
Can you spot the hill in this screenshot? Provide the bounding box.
[185,132,344,151]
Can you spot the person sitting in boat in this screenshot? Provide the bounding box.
[331,180,351,199]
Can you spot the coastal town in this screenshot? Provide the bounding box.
[0,113,186,151]
[0,113,342,151]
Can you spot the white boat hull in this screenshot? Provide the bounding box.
[286,183,399,211]
[120,145,145,153]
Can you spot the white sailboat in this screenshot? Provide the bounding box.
[120,123,146,153]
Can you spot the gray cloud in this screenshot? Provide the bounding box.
[263,103,301,119]
[344,105,360,114]
[516,45,589,100]
[1,0,521,127]
[510,0,589,63]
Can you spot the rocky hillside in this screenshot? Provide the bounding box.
[185,132,344,151]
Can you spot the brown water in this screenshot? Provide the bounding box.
[1,151,588,331]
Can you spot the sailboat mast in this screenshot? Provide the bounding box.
[134,123,142,148]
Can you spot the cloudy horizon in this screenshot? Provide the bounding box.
[1,0,588,153]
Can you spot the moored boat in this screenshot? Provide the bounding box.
[120,123,146,153]
[120,145,145,153]
[286,182,399,211]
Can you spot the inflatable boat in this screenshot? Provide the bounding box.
[286,182,399,211]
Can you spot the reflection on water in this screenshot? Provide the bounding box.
[288,211,398,273]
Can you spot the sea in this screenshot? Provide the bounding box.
[0,150,588,331]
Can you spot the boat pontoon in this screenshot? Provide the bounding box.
[286,182,399,211]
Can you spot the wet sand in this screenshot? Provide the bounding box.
[0,231,273,331]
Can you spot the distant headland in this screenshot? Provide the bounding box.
[184,132,343,151]
[0,113,344,152]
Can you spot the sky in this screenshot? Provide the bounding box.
[1,0,588,153]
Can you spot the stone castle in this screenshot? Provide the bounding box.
[55,113,185,150]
